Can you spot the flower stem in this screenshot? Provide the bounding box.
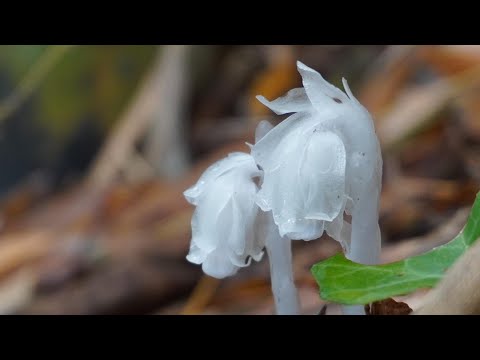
[266,233,300,315]
[343,180,382,315]
[342,305,366,315]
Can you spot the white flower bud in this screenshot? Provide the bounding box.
[184,153,264,279]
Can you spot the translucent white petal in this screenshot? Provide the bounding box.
[342,78,362,106]
[256,87,311,115]
[190,179,234,253]
[341,77,373,116]
[228,199,247,256]
[297,61,349,113]
[201,249,239,279]
[250,248,264,262]
[279,218,324,241]
[299,131,346,222]
[256,133,305,219]
[186,243,208,264]
[184,152,256,205]
[228,181,258,256]
[256,128,346,241]
[255,120,274,143]
[253,112,317,172]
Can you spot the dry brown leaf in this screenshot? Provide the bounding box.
[378,81,454,150]
[365,298,412,315]
[19,257,199,315]
[419,45,480,76]
[418,46,480,140]
[0,230,55,279]
[379,64,480,151]
[359,45,419,119]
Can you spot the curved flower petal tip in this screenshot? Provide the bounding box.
[341,77,364,109]
[341,78,354,100]
[185,152,265,279]
[184,152,260,205]
[296,61,350,112]
[256,87,311,115]
[278,218,324,241]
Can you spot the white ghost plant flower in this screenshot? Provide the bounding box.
[184,152,265,279]
[253,61,383,315]
[185,61,383,316]
[185,122,301,315]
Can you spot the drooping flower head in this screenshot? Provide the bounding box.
[184,152,265,278]
[252,61,382,253]
[184,61,383,315]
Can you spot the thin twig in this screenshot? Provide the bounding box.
[0,45,74,124]
[145,45,190,179]
[180,275,220,315]
[87,46,190,188]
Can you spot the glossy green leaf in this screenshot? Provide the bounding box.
[311,192,480,305]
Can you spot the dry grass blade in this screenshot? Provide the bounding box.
[88,46,189,189]
[180,275,221,315]
[145,45,190,179]
[0,231,54,279]
[381,206,470,263]
[419,45,480,75]
[0,45,74,124]
[379,64,480,151]
[359,45,418,118]
[0,269,36,314]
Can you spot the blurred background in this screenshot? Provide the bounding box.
[0,45,479,314]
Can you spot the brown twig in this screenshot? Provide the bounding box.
[180,275,221,315]
[87,46,190,189]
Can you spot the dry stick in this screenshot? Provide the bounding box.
[381,206,470,263]
[363,45,418,89]
[379,62,480,151]
[414,238,480,315]
[87,46,189,189]
[145,45,190,179]
[0,268,36,315]
[0,45,74,124]
[180,275,221,315]
[0,231,54,278]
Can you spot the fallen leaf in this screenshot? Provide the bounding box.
[365,298,412,315]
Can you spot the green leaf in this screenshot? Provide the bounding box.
[311,192,480,305]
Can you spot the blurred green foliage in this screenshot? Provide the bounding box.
[312,193,480,305]
[0,45,157,193]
